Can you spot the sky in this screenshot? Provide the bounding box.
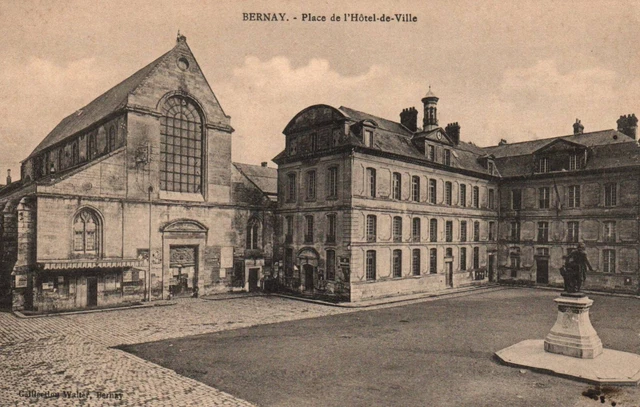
[0,0,638,181]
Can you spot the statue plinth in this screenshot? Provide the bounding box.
[544,295,603,359]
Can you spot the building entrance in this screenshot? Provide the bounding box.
[169,246,198,297]
[536,258,549,284]
[87,277,98,307]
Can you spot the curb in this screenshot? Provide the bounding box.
[270,284,504,308]
[497,283,640,300]
[12,300,177,319]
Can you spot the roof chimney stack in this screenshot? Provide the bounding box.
[400,107,418,132]
[617,114,638,139]
[573,119,584,135]
[261,162,268,167]
[445,122,461,145]
[6,169,11,185]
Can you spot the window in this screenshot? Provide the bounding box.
[538,157,549,173]
[73,209,100,255]
[510,255,521,270]
[285,216,293,242]
[246,218,261,249]
[568,185,580,208]
[446,248,453,258]
[510,221,521,242]
[366,215,377,242]
[473,221,480,242]
[489,222,496,241]
[304,215,314,243]
[460,184,467,207]
[472,187,480,208]
[393,250,402,278]
[473,247,480,269]
[539,187,550,209]
[443,149,451,166]
[604,221,616,242]
[412,176,420,202]
[537,221,549,243]
[603,249,616,273]
[160,96,203,193]
[460,248,467,270]
[536,248,550,256]
[429,179,437,204]
[460,221,467,242]
[412,249,421,276]
[306,170,316,200]
[428,145,435,161]
[488,189,495,209]
[392,172,402,200]
[71,141,79,166]
[364,129,374,147]
[326,250,336,280]
[108,126,116,152]
[366,250,377,280]
[445,221,453,242]
[367,168,376,198]
[567,221,579,243]
[412,218,421,242]
[327,167,338,198]
[604,183,617,207]
[569,153,579,170]
[287,173,297,202]
[512,189,522,210]
[429,248,437,274]
[393,216,403,242]
[311,133,318,151]
[488,161,495,175]
[445,182,452,205]
[430,219,438,242]
[327,214,337,243]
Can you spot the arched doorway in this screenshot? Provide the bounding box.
[297,247,319,293]
[303,264,314,291]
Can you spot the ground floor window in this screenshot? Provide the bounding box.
[393,249,402,277]
[412,249,420,276]
[366,250,376,280]
[603,249,616,273]
[429,248,437,274]
[326,250,336,280]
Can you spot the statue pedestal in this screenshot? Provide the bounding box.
[544,295,603,359]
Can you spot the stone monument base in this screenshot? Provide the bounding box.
[543,295,602,359]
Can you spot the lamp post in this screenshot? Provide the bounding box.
[147,185,153,302]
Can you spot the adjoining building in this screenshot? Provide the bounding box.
[0,35,276,313]
[273,91,639,301]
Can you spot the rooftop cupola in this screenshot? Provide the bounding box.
[421,86,439,131]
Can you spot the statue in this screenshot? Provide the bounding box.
[560,243,593,294]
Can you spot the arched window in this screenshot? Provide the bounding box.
[246,218,261,250]
[73,209,101,255]
[107,126,116,152]
[160,96,204,193]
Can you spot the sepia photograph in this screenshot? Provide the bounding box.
[1,0,639,405]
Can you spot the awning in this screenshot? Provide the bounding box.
[38,259,144,271]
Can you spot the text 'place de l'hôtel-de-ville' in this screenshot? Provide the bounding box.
[0,35,639,313]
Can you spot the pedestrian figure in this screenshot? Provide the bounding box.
[560,243,593,293]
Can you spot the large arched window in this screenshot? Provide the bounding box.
[73,209,101,255]
[246,218,261,250]
[160,96,203,193]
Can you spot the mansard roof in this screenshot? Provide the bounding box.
[338,106,413,136]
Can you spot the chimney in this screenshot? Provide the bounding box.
[498,139,508,146]
[618,114,638,139]
[573,119,584,135]
[6,169,11,185]
[261,162,268,167]
[445,122,461,145]
[400,107,418,132]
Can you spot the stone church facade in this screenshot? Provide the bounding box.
[273,92,639,302]
[0,35,277,313]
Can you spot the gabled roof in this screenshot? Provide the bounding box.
[28,50,171,158]
[339,106,413,136]
[531,138,587,154]
[233,162,278,195]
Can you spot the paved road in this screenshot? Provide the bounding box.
[0,295,350,406]
[122,290,640,407]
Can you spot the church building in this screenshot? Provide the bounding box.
[0,35,276,313]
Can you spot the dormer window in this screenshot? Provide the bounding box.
[364,129,374,147]
[427,144,435,161]
[488,161,495,175]
[569,153,579,170]
[443,149,451,166]
[538,157,549,173]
